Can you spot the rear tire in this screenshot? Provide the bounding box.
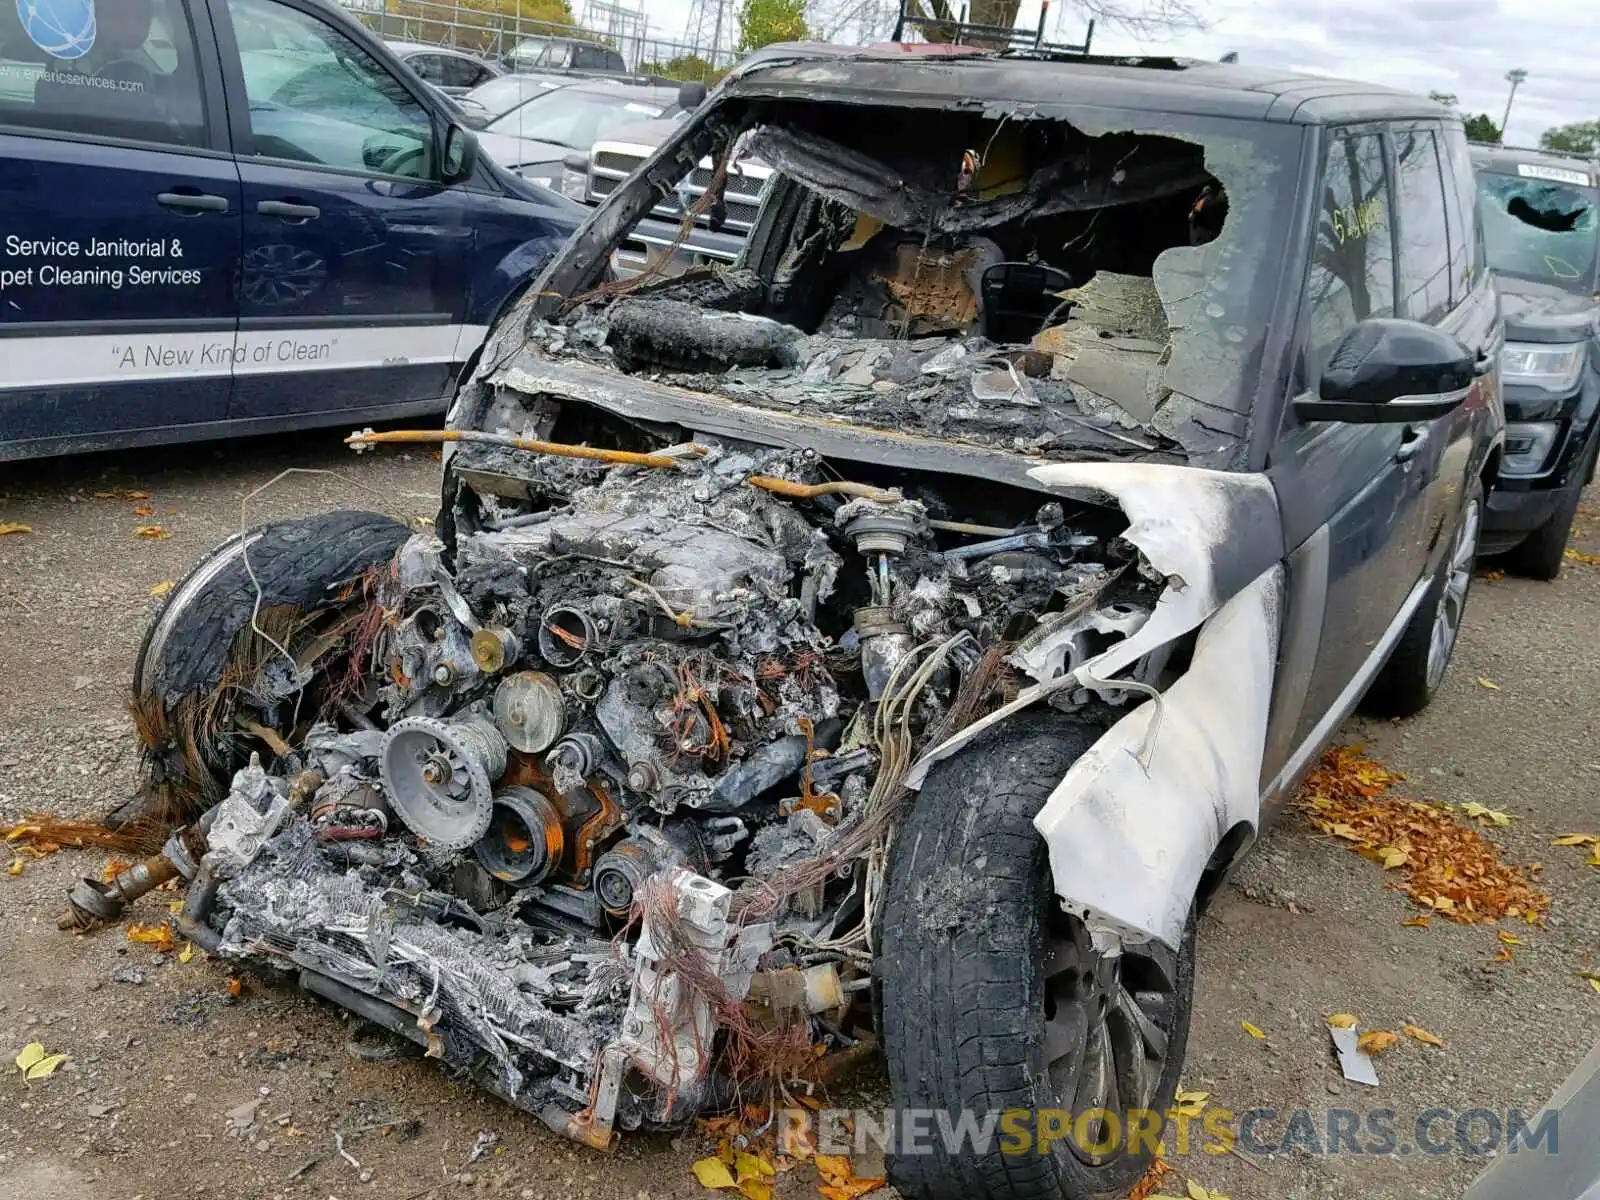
[1363,484,1482,718]
[880,711,1195,1200]
[115,510,408,829]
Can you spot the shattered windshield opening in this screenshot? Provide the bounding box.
[1478,171,1600,294]
[528,101,1299,469]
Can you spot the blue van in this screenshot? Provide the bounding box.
[0,0,581,461]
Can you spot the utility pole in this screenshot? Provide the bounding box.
[1500,68,1528,144]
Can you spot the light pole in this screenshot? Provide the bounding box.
[1500,68,1528,144]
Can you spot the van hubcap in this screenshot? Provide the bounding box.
[1427,499,1480,691]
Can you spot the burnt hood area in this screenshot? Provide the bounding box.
[513,95,1273,471]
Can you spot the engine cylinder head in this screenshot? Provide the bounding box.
[380,714,508,850]
[493,671,567,754]
[474,787,565,885]
[538,605,603,667]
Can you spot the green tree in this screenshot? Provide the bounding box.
[637,53,725,83]
[735,0,810,52]
[1540,120,1600,156]
[1462,113,1501,143]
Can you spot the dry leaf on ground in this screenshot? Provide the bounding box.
[1403,1024,1445,1047]
[1565,548,1600,566]
[1296,746,1549,926]
[1553,834,1598,847]
[1327,1013,1359,1029]
[149,579,175,597]
[134,524,170,540]
[1357,1030,1399,1055]
[14,1042,68,1080]
[126,922,176,951]
[1128,1154,1175,1200]
[0,522,33,536]
[691,1156,737,1190]
[1241,1021,1266,1039]
[1477,677,1500,690]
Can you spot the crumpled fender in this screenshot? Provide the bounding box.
[905,462,1286,950]
[1034,562,1283,948]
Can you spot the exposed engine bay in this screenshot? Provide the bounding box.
[90,434,1182,1145]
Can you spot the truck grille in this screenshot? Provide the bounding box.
[586,142,770,234]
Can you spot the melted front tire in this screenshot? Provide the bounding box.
[880,712,1195,1200]
[114,510,409,830]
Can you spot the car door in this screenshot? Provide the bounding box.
[1266,124,1440,759]
[211,0,473,420]
[0,0,239,457]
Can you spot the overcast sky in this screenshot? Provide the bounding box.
[624,0,1592,145]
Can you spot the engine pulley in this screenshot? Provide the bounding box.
[379,714,508,850]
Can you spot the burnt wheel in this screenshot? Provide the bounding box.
[115,510,409,830]
[880,712,1195,1200]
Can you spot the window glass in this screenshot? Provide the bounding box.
[486,88,664,148]
[440,54,485,89]
[229,0,434,179]
[1441,130,1485,299]
[0,0,206,146]
[1476,170,1599,296]
[1304,131,1395,374]
[1392,128,1453,321]
[407,53,445,84]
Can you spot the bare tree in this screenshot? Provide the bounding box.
[893,0,1202,41]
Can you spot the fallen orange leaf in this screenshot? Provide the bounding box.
[1402,1024,1444,1047]
[134,524,170,540]
[1357,1030,1399,1055]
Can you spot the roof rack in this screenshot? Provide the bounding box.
[891,0,1094,56]
[1471,139,1597,164]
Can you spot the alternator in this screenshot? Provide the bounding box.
[379,714,508,850]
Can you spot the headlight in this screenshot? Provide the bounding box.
[559,166,589,202]
[1499,342,1585,392]
[1502,421,1560,475]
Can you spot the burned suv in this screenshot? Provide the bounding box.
[82,45,1501,1200]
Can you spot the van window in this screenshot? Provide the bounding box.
[228,0,435,179]
[1304,130,1396,373]
[0,0,206,146]
[1392,128,1454,321]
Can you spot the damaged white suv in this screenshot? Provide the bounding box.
[83,44,1503,1200]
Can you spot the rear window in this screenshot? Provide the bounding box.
[0,0,207,146]
[1476,168,1600,295]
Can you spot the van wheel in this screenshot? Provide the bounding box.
[880,712,1195,1200]
[113,510,409,830]
[1363,484,1482,718]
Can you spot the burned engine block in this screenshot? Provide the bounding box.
[103,439,1160,1143]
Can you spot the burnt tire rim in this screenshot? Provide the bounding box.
[1042,913,1179,1167]
[1427,497,1480,691]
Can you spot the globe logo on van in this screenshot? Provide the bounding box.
[16,0,97,60]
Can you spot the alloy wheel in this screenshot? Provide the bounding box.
[1427,498,1480,691]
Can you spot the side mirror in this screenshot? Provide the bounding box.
[1295,318,1476,424]
[442,123,478,185]
[677,81,708,112]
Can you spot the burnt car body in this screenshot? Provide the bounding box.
[82,44,1504,1200]
[1469,144,1600,578]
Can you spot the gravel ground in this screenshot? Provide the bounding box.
[0,433,1595,1200]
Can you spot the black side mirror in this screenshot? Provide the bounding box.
[1295,318,1476,424]
[677,81,708,112]
[442,123,477,185]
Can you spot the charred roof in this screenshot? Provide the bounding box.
[724,42,1453,128]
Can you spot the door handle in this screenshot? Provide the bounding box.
[1394,424,1428,464]
[257,200,321,221]
[157,191,229,213]
[1473,350,1496,377]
